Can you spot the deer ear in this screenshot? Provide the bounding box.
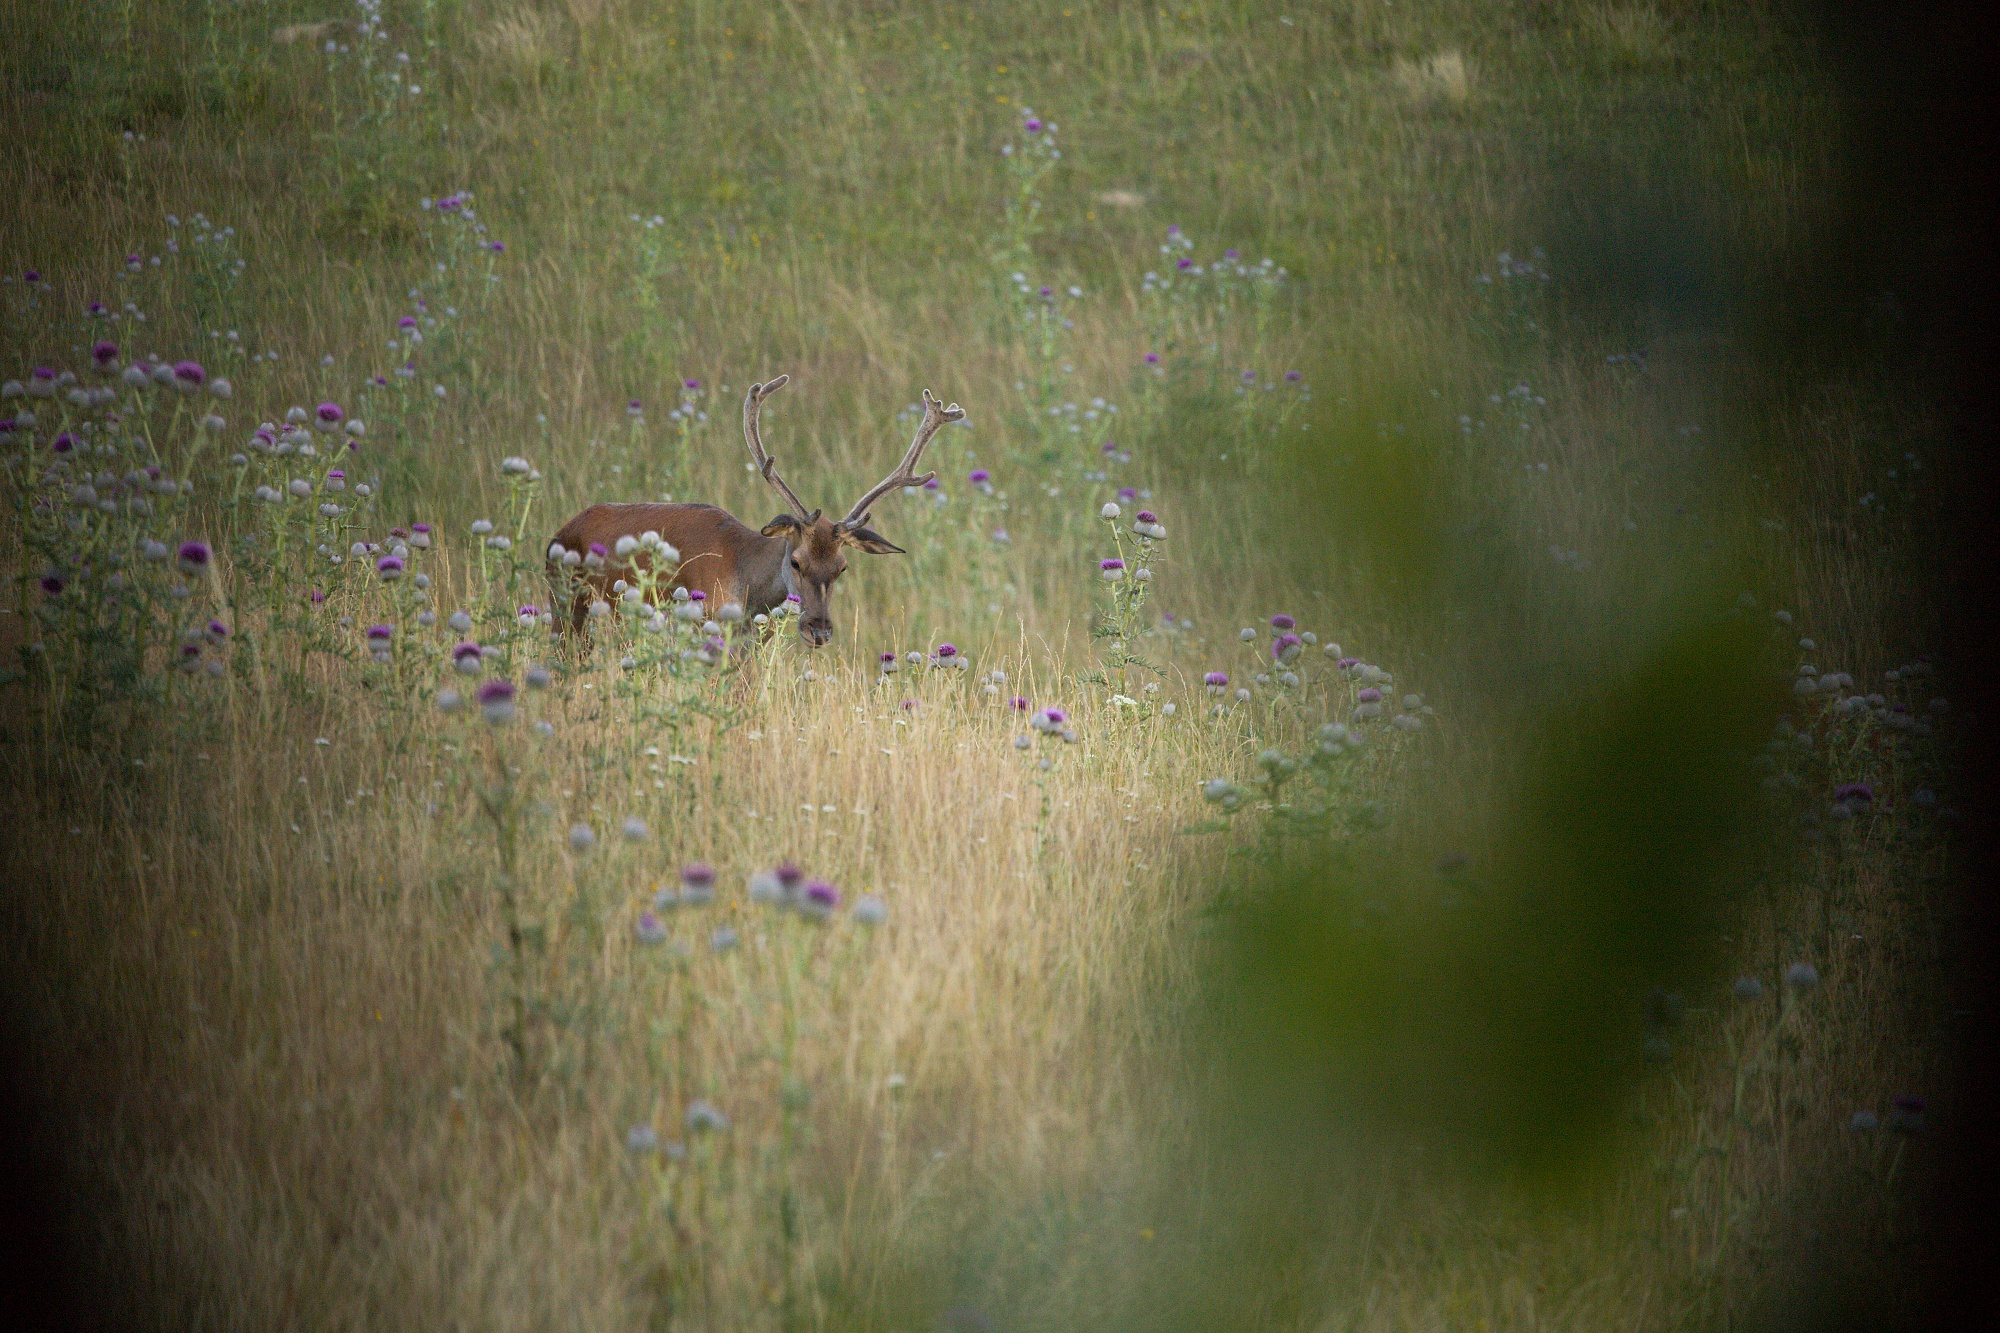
[761,514,805,539]
[841,525,904,555]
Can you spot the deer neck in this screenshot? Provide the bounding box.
[739,531,794,614]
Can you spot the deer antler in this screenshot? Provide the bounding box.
[842,388,965,528]
[743,375,809,519]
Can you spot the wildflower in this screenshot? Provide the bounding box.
[1144,352,1160,365]
[447,610,473,633]
[1732,976,1765,1000]
[92,340,119,368]
[477,678,515,723]
[1013,735,1032,750]
[685,1100,729,1134]
[680,863,716,906]
[800,879,840,921]
[993,528,1010,544]
[365,623,393,644]
[376,554,405,582]
[410,523,432,549]
[1357,687,1383,703]
[626,1123,660,1151]
[524,664,552,691]
[1285,370,1303,383]
[38,574,63,597]
[1101,501,1122,520]
[970,468,991,485]
[171,360,205,390]
[1240,628,1257,642]
[621,816,650,843]
[880,652,899,675]
[634,911,667,946]
[748,868,784,905]
[177,540,211,574]
[568,823,597,852]
[1785,961,1819,991]
[500,456,531,476]
[314,402,345,433]
[1272,633,1303,663]
[1270,614,1295,631]
[1099,558,1126,581]
[933,642,959,666]
[1132,510,1166,539]
[207,619,231,645]
[853,894,888,926]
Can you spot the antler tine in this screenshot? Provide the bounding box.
[743,374,810,519]
[842,388,966,528]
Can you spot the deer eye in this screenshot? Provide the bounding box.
[790,558,800,570]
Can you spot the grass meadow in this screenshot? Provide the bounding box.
[0,1,1971,1329]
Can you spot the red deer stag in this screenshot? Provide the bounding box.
[546,375,964,645]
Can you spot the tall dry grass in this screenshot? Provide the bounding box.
[0,0,1957,1329]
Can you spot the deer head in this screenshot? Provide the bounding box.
[744,376,964,646]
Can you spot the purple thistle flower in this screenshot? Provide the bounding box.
[1225,248,1240,261]
[309,589,326,604]
[1357,687,1383,703]
[969,468,990,484]
[412,523,432,534]
[1285,370,1303,383]
[923,477,941,490]
[52,432,77,452]
[901,698,919,711]
[1177,257,1194,271]
[1144,352,1160,364]
[39,574,63,596]
[207,619,230,641]
[1336,656,1359,669]
[92,340,118,364]
[366,624,393,642]
[398,316,418,329]
[316,401,345,426]
[935,643,958,659]
[689,589,706,602]
[1024,117,1042,134]
[1166,225,1181,236]
[1271,632,1302,662]
[518,604,539,618]
[23,270,40,282]
[376,554,405,580]
[177,540,211,571]
[683,378,700,391]
[489,241,506,253]
[1039,285,1053,298]
[588,542,608,558]
[1009,696,1029,711]
[173,360,205,386]
[775,862,805,890]
[476,678,515,709]
[682,862,716,889]
[1270,614,1295,630]
[452,641,483,663]
[1117,486,1138,502]
[1242,369,1257,383]
[801,879,840,918]
[1136,510,1158,523]
[1205,671,1229,687]
[1834,782,1874,804]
